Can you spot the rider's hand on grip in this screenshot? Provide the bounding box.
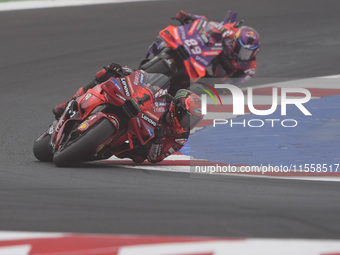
[106,63,129,77]
[175,10,195,24]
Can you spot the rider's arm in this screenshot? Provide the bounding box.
[84,63,134,92]
[222,60,257,87]
[147,128,189,163]
[147,133,188,163]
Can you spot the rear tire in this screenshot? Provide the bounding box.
[53,119,115,167]
[33,134,53,162]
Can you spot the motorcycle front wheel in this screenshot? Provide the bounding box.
[53,118,115,167]
[33,133,53,162]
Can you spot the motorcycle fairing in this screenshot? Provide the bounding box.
[159,17,225,81]
[52,71,170,159]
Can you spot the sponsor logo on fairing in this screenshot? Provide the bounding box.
[133,71,145,87]
[202,50,221,57]
[141,113,157,127]
[143,122,154,136]
[111,78,123,92]
[195,55,209,66]
[154,107,166,113]
[78,122,89,131]
[115,93,126,101]
[188,20,199,35]
[120,78,131,97]
[196,20,206,32]
[200,33,209,44]
[153,102,167,113]
[179,26,187,40]
[139,71,145,86]
[173,27,180,40]
[108,115,120,129]
[210,46,223,51]
[133,71,142,86]
[84,93,92,101]
[154,102,167,107]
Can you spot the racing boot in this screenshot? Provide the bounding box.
[52,87,85,119]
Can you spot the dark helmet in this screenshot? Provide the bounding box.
[231,26,260,60]
[168,89,203,134]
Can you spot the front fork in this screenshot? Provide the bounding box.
[51,100,79,152]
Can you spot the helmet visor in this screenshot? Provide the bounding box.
[235,39,258,60]
[175,102,202,131]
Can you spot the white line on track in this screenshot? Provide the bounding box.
[0,0,161,12]
[1,231,340,255]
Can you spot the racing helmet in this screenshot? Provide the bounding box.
[168,89,203,134]
[231,26,260,61]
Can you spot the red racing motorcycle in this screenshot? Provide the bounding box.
[33,71,170,167]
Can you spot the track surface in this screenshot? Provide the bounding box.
[1,0,340,238]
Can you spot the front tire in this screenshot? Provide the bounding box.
[33,134,53,162]
[53,119,115,167]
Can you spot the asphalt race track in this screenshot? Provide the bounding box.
[1,0,340,238]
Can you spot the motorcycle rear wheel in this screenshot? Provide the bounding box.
[53,118,115,167]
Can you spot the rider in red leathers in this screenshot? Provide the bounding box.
[124,88,202,163]
[52,63,203,164]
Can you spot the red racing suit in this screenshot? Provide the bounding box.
[86,65,190,164]
[58,63,190,164]
[114,88,189,164]
[144,121,189,163]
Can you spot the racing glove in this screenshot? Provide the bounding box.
[94,62,133,85]
[154,123,165,144]
[146,124,165,163]
[105,63,132,78]
[175,10,195,24]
